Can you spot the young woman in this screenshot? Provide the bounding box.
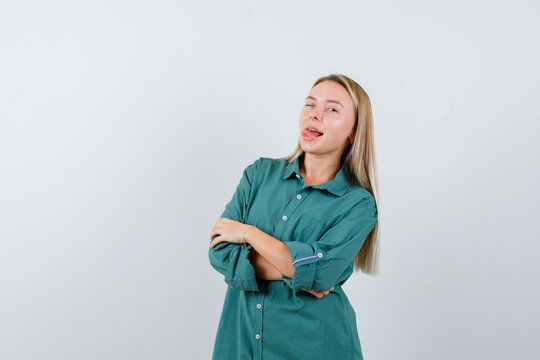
[208,74,380,360]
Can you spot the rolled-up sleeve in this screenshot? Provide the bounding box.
[208,158,261,292]
[281,194,378,294]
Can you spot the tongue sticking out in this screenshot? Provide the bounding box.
[307,129,323,137]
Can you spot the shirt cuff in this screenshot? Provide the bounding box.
[224,244,260,292]
[281,240,324,294]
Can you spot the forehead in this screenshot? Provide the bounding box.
[307,81,353,107]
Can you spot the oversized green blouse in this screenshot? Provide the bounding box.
[208,155,378,360]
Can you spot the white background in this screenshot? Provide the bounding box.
[1,1,539,359]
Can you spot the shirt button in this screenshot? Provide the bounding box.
[317,252,323,258]
[282,215,287,221]
[256,303,262,309]
[255,334,261,340]
[296,194,301,199]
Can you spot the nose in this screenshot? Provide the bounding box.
[309,107,322,120]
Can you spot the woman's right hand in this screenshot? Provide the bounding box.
[302,286,334,299]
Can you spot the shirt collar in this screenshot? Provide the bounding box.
[282,155,351,196]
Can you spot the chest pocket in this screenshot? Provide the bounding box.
[291,214,327,244]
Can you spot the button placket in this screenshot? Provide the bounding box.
[275,172,312,239]
[276,198,310,240]
[253,290,265,358]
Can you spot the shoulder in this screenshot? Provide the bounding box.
[256,156,286,167]
[340,185,378,218]
[241,156,284,183]
[342,186,378,219]
[249,156,287,175]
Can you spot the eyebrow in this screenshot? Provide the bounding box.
[305,96,344,108]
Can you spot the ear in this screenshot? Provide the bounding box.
[349,124,357,144]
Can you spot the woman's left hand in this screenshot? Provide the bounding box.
[209,217,254,248]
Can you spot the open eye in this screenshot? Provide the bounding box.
[328,107,337,112]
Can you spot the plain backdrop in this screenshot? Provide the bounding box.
[1,1,539,359]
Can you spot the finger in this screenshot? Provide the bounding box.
[303,289,324,299]
[212,218,227,230]
[209,236,222,248]
[209,229,220,239]
[210,220,226,238]
[211,222,223,234]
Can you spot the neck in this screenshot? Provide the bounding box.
[300,152,341,182]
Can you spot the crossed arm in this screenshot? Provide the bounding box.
[209,215,334,298]
[246,228,334,299]
[248,248,282,280]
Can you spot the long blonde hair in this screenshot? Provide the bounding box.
[282,74,380,275]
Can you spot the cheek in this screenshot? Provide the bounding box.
[326,122,350,141]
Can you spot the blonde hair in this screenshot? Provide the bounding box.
[281,73,380,275]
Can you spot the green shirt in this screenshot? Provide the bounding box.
[208,155,378,360]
